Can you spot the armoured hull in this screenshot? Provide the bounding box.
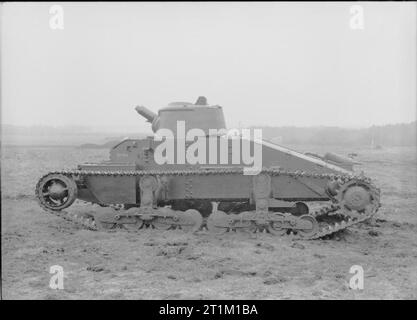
[35,97,381,239]
[74,137,349,206]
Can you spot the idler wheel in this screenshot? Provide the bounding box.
[206,211,230,235]
[36,173,77,211]
[177,209,203,233]
[342,185,371,211]
[296,215,319,238]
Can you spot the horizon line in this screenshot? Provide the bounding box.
[2,120,416,131]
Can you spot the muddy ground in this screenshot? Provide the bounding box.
[2,146,416,299]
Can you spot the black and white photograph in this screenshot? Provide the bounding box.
[1,1,416,303]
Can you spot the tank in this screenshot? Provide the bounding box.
[35,97,381,239]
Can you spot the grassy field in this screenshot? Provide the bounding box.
[1,145,416,299]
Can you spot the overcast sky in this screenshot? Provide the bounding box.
[1,2,416,131]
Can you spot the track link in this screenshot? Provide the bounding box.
[35,168,381,239]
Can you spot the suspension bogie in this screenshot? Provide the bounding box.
[35,168,380,239]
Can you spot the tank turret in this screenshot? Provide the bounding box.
[135,96,226,135]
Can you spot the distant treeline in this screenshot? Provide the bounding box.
[1,124,148,146]
[2,122,416,147]
[252,121,416,146]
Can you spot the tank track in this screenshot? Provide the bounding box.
[35,168,381,240]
